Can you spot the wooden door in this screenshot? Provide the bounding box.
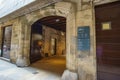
[95,1,120,80]
[1,26,12,59]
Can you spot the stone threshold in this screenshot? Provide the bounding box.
[0,57,10,62]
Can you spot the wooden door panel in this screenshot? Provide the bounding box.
[95,1,120,80]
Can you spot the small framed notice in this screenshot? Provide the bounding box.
[102,22,111,30]
[77,26,90,51]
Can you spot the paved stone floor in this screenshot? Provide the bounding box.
[0,56,66,80]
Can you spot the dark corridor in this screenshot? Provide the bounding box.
[30,23,43,63]
[30,16,66,63]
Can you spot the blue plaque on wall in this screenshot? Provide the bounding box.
[77,26,90,51]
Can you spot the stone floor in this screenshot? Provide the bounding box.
[0,56,66,80]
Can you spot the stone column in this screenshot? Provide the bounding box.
[16,17,30,67]
[76,1,96,80]
[62,11,78,79]
[10,19,20,63]
[66,9,77,71]
[55,1,77,72]
[55,2,78,80]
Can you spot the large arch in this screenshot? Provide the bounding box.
[29,2,76,71]
[30,15,66,63]
[17,1,77,72]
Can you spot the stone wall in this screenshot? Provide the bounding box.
[43,25,66,56]
[76,3,96,80]
[0,19,21,63]
[0,17,30,66]
[0,1,76,70]
[23,1,76,70]
[0,0,119,80]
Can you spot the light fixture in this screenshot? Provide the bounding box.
[55,19,60,22]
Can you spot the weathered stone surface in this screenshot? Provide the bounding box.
[75,0,97,80]
[78,56,96,80]
[0,1,76,70]
[0,1,95,79]
[61,70,78,80]
[16,56,28,67]
[25,1,77,71]
[55,2,73,17]
[0,0,118,80]
[42,26,66,56]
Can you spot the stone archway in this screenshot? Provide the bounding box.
[30,16,66,63]
[16,2,77,76]
[27,2,76,71]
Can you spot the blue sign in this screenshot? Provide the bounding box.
[77,26,90,51]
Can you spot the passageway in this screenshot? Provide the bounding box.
[30,55,66,76]
[30,16,66,63]
[28,15,67,80]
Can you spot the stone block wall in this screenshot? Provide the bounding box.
[0,1,77,70]
[0,0,119,80]
[76,1,97,80]
[0,1,95,79]
[0,19,21,63]
[42,25,66,56]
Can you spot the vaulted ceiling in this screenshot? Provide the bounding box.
[36,16,66,32]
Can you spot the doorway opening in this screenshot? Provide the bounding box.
[95,1,120,80]
[0,26,12,60]
[30,16,66,77]
[51,38,57,55]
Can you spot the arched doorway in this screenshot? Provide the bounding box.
[18,1,76,72]
[30,16,66,76]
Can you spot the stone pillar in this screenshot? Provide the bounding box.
[16,17,30,67]
[55,1,77,72]
[10,19,20,63]
[66,9,77,71]
[76,1,96,80]
[55,2,78,80]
